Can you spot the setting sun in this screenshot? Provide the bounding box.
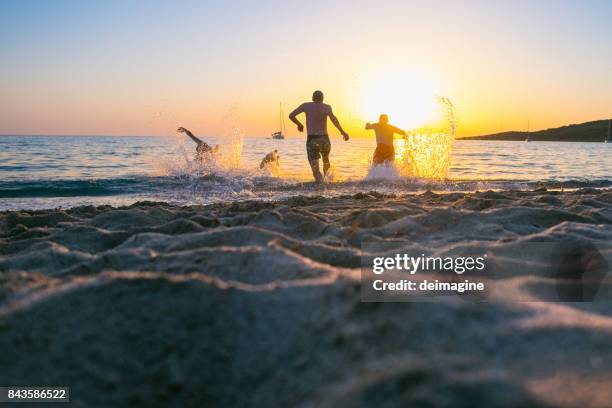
[361,71,439,130]
[1,2,612,406]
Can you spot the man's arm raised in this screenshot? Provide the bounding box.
[289,104,305,132]
[177,127,203,144]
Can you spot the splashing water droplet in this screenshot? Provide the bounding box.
[398,96,456,179]
[215,106,244,170]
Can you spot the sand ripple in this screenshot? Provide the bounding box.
[1,188,611,407]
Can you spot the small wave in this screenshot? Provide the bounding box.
[0,175,610,201]
[0,178,159,198]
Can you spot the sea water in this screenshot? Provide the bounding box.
[0,134,610,210]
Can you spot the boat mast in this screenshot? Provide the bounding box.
[526,119,531,141]
[607,119,611,142]
[279,102,286,136]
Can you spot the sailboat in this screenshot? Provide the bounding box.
[525,119,531,142]
[271,102,286,140]
[605,119,610,143]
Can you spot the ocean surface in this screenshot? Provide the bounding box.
[0,135,610,210]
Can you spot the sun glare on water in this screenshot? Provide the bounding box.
[361,71,439,129]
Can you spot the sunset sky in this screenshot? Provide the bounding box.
[1,0,611,138]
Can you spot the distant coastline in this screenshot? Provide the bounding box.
[461,119,611,142]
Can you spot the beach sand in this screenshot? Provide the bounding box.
[1,188,612,407]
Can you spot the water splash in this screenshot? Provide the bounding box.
[260,160,281,177]
[157,98,455,191]
[219,106,244,170]
[366,162,401,180]
[398,96,456,179]
[364,96,456,181]
[156,106,247,179]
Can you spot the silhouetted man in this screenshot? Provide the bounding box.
[289,90,349,183]
[365,114,405,165]
[260,149,280,169]
[177,127,219,162]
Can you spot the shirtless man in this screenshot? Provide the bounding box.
[289,90,349,183]
[177,127,218,162]
[365,114,406,165]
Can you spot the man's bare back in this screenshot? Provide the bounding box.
[288,90,349,183]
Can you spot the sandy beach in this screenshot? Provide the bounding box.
[1,188,611,407]
[3,1,612,405]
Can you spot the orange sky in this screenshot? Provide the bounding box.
[1,1,611,138]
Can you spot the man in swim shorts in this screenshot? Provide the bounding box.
[365,114,406,165]
[289,90,349,183]
[177,127,219,162]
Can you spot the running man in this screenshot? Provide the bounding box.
[365,114,406,165]
[289,90,349,183]
[177,127,219,162]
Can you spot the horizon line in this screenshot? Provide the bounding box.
[1,118,610,139]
